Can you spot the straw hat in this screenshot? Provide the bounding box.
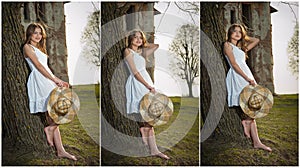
[139,92,173,126]
[47,87,80,124]
[239,85,273,119]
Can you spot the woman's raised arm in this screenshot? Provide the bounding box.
[143,43,159,57]
[245,36,260,52]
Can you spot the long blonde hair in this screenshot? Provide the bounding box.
[25,23,47,54]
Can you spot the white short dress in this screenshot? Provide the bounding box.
[25,44,56,113]
[225,43,256,107]
[125,49,154,114]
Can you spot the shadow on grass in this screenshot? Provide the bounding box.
[2,84,100,166]
[101,97,199,166]
[201,94,298,166]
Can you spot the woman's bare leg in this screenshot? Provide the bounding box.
[140,127,150,145]
[54,127,77,161]
[250,120,272,152]
[241,120,251,138]
[44,112,57,146]
[147,127,170,160]
[44,112,77,160]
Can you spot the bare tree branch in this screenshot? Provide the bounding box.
[281,1,299,21]
[174,2,199,24]
[169,24,199,97]
[156,2,171,32]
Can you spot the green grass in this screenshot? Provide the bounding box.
[25,84,100,165]
[101,97,199,166]
[201,94,298,166]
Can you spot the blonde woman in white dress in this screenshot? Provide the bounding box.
[124,30,170,159]
[23,23,77,160]
[223,24,272,152]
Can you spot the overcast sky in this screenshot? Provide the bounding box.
[65,2,99,85]
[271,1,298,94]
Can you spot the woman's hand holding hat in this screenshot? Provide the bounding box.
[149,86,156,93]
[246,77,256,86]
[239,85,273,119]
[47,87,80,124]
[54,77,69,88]
[146,84,156,93]
[140,92,173,126]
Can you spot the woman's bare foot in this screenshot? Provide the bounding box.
[254,143,272,152]
[44,126,54,146]
[58,151,77,161]
[151,152,170,160]
[241,120,251,138]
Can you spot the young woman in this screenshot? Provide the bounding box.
[23,23,77,160]
[223,23,272,152]
[124,30,170,160]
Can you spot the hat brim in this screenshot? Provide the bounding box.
[140,92,173,126]
[47,87,80,124]
[240,85,273,119]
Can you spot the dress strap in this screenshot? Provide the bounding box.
[128,48,136,53]
[227,42,235,47]
[28,44,35,48]
[128,48,143,56]
[27,44,37,52]
[228,42,244,52]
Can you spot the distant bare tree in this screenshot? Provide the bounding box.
[169,24,199,97]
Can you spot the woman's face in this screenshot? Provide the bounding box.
[230,26,242,41]
[131,32,143,47]
[30,27,42,44]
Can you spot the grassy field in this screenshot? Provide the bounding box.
[24,84,100,166]
[101,97,200,166]
[201,94,298,166]
[10,85,296,166]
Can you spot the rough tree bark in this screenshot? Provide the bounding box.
[200,2,249,144]
[2,2,54,165]
[101,2,153,163]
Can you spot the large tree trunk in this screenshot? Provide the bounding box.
[101,2,151,163]
[200,2,248,143]
[2,2,54,165]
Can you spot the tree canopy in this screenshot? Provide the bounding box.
[287,22,299,78]
[81,10,100,67]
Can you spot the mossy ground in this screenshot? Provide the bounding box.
[7,85,296,166]
[101,97,200,166]
[201,94,298,166]
[2,84,100,166]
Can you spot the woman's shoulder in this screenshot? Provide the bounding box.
[123,48,133,57]
[23,44,35,55]
[224,41,232,47]
[223,41,234,51]
[23,43,33,50]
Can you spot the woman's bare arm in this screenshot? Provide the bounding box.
[23,44,67,87]
[245,36,260,52]
[143,43,159,57]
